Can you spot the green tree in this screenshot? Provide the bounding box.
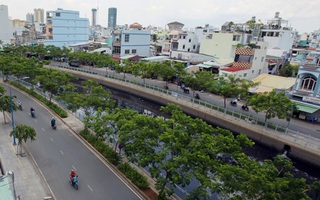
[34,68,75,102]
[248,89,296,123]
[279,63,299,77]
[10,124,36,155]
[210,75,256,108]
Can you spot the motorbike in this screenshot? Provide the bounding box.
[52,124,57,130]
[241,105,249,111]
[230,101,237,107]
[18,104,22,111]
[70,176,79,190]
[31,110,35,118]
[195,94,200,100]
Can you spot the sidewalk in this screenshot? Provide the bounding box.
[0,113,53,200]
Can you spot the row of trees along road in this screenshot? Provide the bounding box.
[1,44,314,199]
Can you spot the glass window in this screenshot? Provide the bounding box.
[56,13,60,17]
[125,34,129,42]
[125,49,130,54]
[300,76,316,91]
[132,49,137,54]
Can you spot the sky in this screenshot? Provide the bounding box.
[1,0,320,34]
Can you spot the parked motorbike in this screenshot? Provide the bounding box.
[241,105,249,111]
[195,93,200,100]
[70,176,79,190]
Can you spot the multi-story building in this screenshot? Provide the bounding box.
[290,51,320,120]
[26,13,34,24]
[0,5,14,44]
[108,7,117,29]
[219,41,268,80]
[44,8,89,47]
[34,8,44,23]
[91,8,97,26]
[112,22,150,57]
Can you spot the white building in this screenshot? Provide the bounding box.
[0,5,14,44]
[26,13,34,24]
[34,8,44,23]
[44,8,89,48]
[220,41,268,80]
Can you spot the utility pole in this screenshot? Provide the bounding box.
[10,88,16,145]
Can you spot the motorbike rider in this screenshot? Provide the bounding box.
[70,169,77,182]
[231,98,238,105]
[51,117,56,128]
[18,100,22,109]
[30,107,35,116]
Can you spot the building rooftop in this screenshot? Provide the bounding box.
[251,73,296,93]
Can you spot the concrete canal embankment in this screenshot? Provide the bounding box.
[48,66,320,168]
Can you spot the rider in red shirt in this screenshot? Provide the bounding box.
[70,169,77,180]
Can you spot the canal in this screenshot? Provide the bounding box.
[104,84,320,199]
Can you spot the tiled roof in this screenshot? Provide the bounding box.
[220,66,247,72]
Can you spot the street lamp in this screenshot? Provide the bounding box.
[10,88,16,145]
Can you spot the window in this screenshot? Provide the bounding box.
[244,73,247,77]
[189,39,191,42]
[188,48,190,52]
[193,45,196,49]
[261,57,264,62]
[258,69,262,74]
[124,34,129,42]
[252,70,254,73]
[300,76,316,91]
[132,49,137,54]
[182,45,185,49]
[56,13,60,17]
[233,35,240,41]
[183,36,186,39]
[124,49,130,54]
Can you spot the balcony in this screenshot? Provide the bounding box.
[235,48,254,56]
[112,42,121,46]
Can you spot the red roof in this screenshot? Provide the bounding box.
[267,60,276,64]
[220,66,248,72]
[112,57,120,62]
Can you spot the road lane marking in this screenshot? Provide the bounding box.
[34,119,37,123]
[60,150,64,155]
[50,138,53,142]
[87,184,93,191]
[72,165,77,171]
[42,128,45,132]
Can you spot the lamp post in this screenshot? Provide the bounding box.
[10,88,16,145]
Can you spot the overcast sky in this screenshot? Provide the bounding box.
[1,0,319,33]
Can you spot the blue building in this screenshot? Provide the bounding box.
[44,8,89,47]
[112,23,150,57]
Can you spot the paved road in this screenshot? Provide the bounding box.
[2,83,145,200]
[50,62,320,140]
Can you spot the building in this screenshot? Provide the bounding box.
[34,8,44,23]
[108,7,117,29]
[287,50,320,121]
[0,5,14,44]
[91,8,97,26]
[26,13,34,24]
[219,41,268,80]
[112,22,150,57]
[44,8,89,47]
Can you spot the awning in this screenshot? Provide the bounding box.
[196,64,212,69]
[294,102,320,114]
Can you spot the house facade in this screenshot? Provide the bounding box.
[219,41,268,80]
[112,23,151,57]
[44,8,89,47]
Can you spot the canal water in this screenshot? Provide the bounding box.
[108,86,320,199]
